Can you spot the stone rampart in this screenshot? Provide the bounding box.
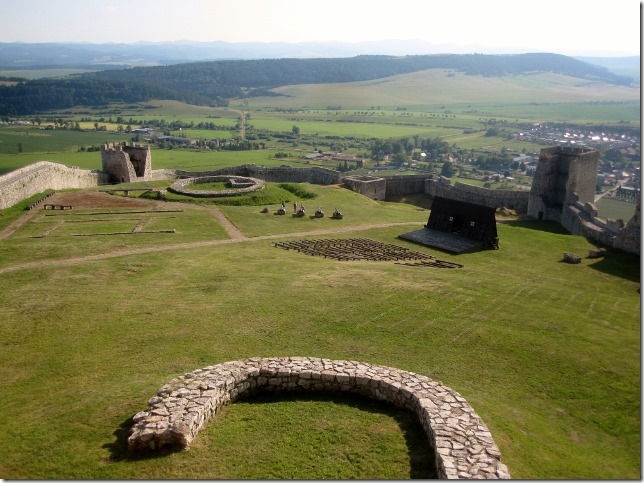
[426,177,530,213]
[385,174,435,197]
[0,161,108,209]
[343,175,387,200]
[127,357,510,480]
[561,196,640,255]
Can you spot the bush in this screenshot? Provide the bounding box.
[278,183,318,200]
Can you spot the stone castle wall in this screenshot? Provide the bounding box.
[0,148,637,254]
[385,174,434,197]
[527,146,600,221]
[562,196,641,255]
[0,161,108,209]
[613,202,641,254]
[343,175,387,200]
[127,357,510,479]
[426,177,530,212]
[101,142,152,183]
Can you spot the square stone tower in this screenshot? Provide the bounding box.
[527,146,600,221]
[100,143,151,183]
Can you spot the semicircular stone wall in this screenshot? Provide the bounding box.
[127,357,510,479]
[169,175,265,197]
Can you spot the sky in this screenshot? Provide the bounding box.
[0,0,640,57]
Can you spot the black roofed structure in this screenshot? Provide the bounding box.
[399,196,499,254]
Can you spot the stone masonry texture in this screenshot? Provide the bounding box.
[127,357,510,479]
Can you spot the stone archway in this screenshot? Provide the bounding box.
[127,357,510,479]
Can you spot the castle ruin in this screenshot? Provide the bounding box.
[100,142,152,183]
[0,145,638,255]
[527,146,600,222]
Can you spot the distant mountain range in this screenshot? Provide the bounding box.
[0,40,639,77]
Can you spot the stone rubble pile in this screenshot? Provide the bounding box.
[128,356,510,479]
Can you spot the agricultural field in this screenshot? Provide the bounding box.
[0,66,640,479]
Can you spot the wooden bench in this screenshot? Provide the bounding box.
[43,204,72,210]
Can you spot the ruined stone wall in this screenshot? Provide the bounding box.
[343,175,387,200]
[613,202,641,255]
[0,161,108,209]
[528,146,600,221]
[425,177,530,213]
[100,143,152,183]
[384,174,434,197]
[565,149,600,205]
[128,357,510,479]
[562,197,641,255]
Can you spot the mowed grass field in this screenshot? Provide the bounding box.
[0,184,640,479]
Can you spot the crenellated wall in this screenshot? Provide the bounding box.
[0,161,108,209]
[127,357,511,479]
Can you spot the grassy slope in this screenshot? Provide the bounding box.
[0,185,639,479]
[236,69,640,122]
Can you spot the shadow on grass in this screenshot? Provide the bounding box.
[104,391,438,478]
[236,391,437,479]
[586,248,641,284]
[103,416,181,463]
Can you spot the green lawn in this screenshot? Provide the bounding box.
[0,185,639,479]
[595,196,639,222]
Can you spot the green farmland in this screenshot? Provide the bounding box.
[0,66,640,479]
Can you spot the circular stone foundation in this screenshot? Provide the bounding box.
[169,175,265,197]
[127,357,510,479]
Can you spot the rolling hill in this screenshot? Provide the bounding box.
[0,53,635,115]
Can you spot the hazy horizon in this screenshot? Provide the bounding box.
[0,0,640,58]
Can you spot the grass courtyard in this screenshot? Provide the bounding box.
[0,184,639,479]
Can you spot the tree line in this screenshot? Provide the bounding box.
[0,53,632,115]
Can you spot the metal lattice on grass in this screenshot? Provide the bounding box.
[274,238,461,268]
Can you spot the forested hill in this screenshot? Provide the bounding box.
[0,53,634,115]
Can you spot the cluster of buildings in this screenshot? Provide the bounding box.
[516,124,640,155]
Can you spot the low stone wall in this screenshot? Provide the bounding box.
[178,164,342,186]
[169,175,265,197]
[128,357,510,479]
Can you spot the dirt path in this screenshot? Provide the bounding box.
[0,192,421,274]
[0,209,38,240]
[0,221,420,274]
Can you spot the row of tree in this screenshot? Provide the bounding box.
[0,53,632,115]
